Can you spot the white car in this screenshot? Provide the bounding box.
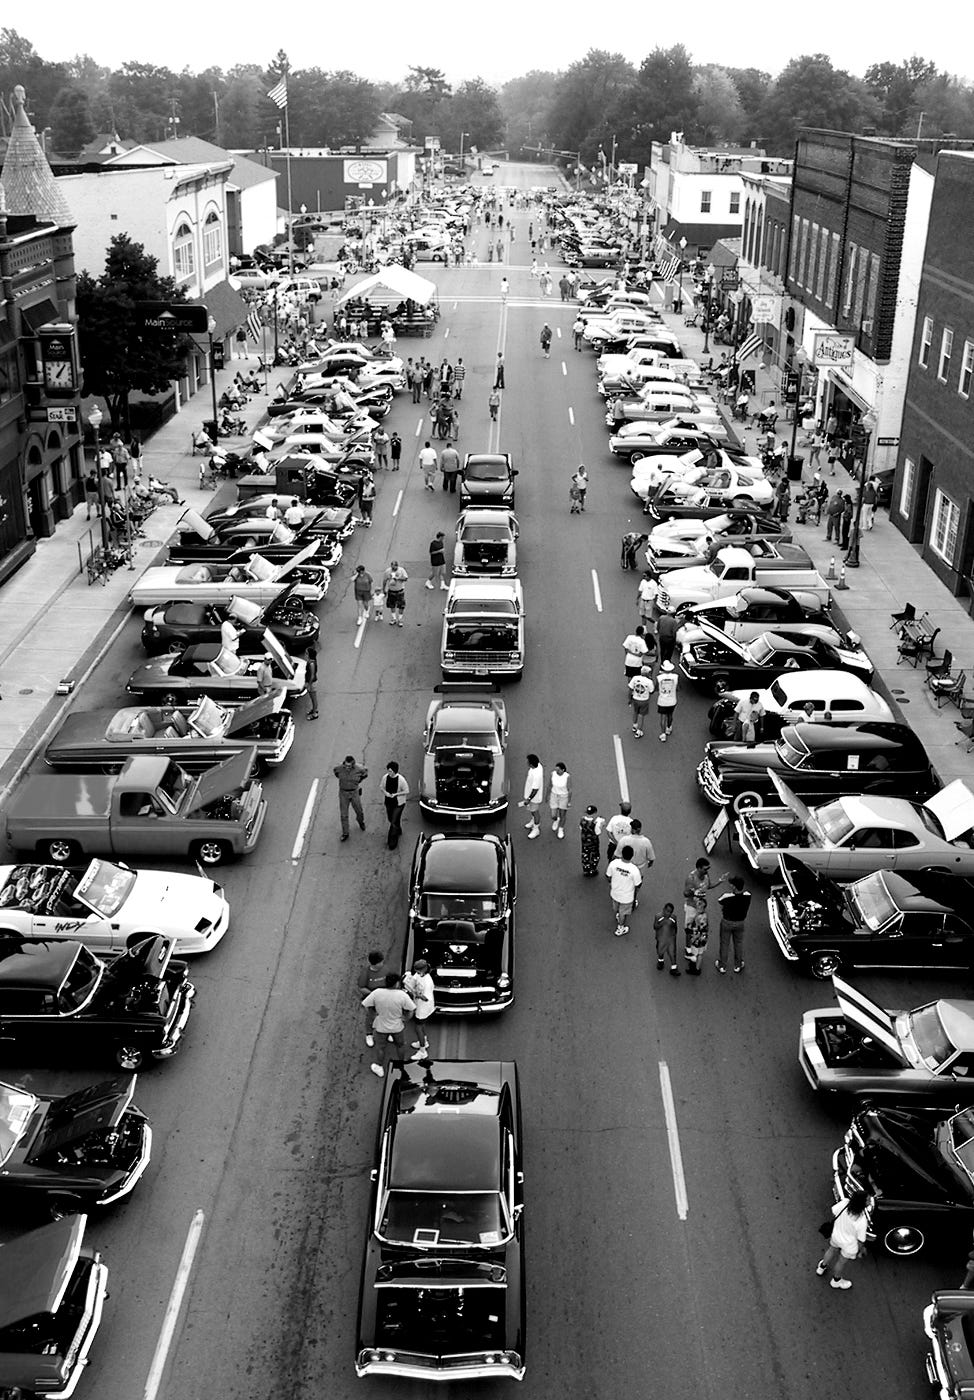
[0,857,229,956]
[231,266,280,291]
[714,672,893,735]
[453,509,519,576]
[130,544,328,607]
[631,449,766,493]
[632,465,774,507]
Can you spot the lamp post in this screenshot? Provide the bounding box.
[702,274,714,355]
[459,131,469,171]
[207,315,219,442]
[87,405,109,552]
[788,347,808,472]
[844,408,879,568]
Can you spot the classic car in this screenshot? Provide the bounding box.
[441,579,525,681]
[207,499,354,543]
[254,409,370,446]
[609,424,730,461]
[646,513,792,567]
[632,445,763,486]
[634,467,775,510]
[832,1102,974,1256]
[452,509,519,577]
[234,457,367,504]
[0,1074,150,1212]
[141,590,319,656]
[47,694,294,775]
[126,630,306,704]
[458,453,518,509]
[648,530,800,575]
[405,832,515,1013]
[925,1290,974,1398]
[736,775,974,879]
[582,310,664,347]
[608,392,719,430]
[698,722,936,813]
[657,546,829,614]
[420,688,509,821]
[771,857,974,978]
[801,975,974,1105]
[0,856,229,957]
[708,672,893,739]
[166,509,348,565]
[0,1217,108,1396]
[130,545,329,607]
[599,364,679,398]
[679,621,873,693]
[677,586,838,647]
[355,1059,525,1380]
[0,934,194,1069]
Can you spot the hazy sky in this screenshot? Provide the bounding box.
[29,1,971,86]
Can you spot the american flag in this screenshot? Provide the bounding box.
[657,255,680,283]
[735,332,763,364]
[267,76,288,109]
[246,309,263,343]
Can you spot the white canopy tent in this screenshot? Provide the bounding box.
[336,265,438,307]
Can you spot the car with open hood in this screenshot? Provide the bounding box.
[0,1215,108,1396]
[126,629,306,704]
[645,512,792,571]
[420,686,509,821]
[736,775,974,879]
[0,1074,150,1213]
[404,833,515,1014]
[452,509,519,578]
[708,671,893,740]
[441,579,525,682]
[925,1289,974,1398]
[0,933,194,1069]
[770,857,974,978]
[679,621,873,694]
[0,856,228,957]
[205,499,356,545]
[458,453,518,510]
[166,508,347,565]
[355,1059,525,1380]
[634,467,774,512]
[676,586,837,648]
[130,544,329,608]
[801,974,974,1104]
[140,588,318,657]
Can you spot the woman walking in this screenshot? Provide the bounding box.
[579,805,604,876]
[817,1189,872,1290]
[548,762,572,839]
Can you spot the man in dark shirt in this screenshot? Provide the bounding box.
[333,754,368,841]
[716,875,752,974]
[656,611,678,665]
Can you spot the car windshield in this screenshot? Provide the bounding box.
[380,1190,508,1246]
[907,1003,958,1070]
[60,946,103,1013]
[947,1112,974,1190]
[746,636,777,665]
[814,802,854,846]
[775,734,807,769]
[73,860,137,919]
[0,1083,37,1165]
[430,731,501,753]
[462,526,510,543]
[420,893,500,919]
[446,624,517,651]
[466,462,507,480]
[849,873,899,931]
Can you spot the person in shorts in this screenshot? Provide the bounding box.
[606,843,642,936]
[628,666,655,738]
[518,753,544,839]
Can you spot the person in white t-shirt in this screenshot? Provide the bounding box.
[623,626,650,681]
[628,666,655,738]
[404,959,435,1059]
[547,762,572,839]
[636,572,658,632]
[518,753,544,839]
[606,844,642,936]
[656,660,680,741]
[816,1190,872,1290]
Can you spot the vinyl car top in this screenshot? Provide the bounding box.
[0,1214,88,1328]
[420,837,500,893]
[0,937,91,993]
[778,722,929,759]
[391,1115,501,1193]
[429,708,503,742]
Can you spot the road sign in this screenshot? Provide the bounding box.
[618,162,638,175]
[47,405,76,423]
[877,437,900,447]
[135,302,210,335]
[703,806,731,854]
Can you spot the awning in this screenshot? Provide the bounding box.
[336,265,437,307]
[200,280,249,341]
[20,298,60,333]
[661,221,741,253]
[825,368,871,415]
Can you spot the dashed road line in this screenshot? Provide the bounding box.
[291,780,319,862]
[659,1062,689,1220]
[392,489,404,517]
[142,1209,205,1400]
[591,569,602,613]
[612,735,630,804]
[561,361,567,376]
[353,616,368,650]
[414,418,423,436]
[568,407,575,426]
[444,326,450,339]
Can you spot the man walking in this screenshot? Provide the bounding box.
[493,353,505,390]
[353,564,373,625]
[863,477,877,529]
[333,754,368,841]
[409,361,423,404]
[361,973,416,1077]
[656,611,678,667]
[628,666,655,738]
[825,489,844,542]
[606,843,642,936]
[656,660,679,741]
[488,387,501,421]
[540,323,552,358]
[426,532,448,590]
[305,641,319,721]
[500,277,509,303]
[389,431,402,471]
[572,314,586,350]
[715,875,752,974]
[604,800,633,864]
[626,818,656,878]
[623,625,650,681]
[383,561,408,626]
[357,949,387,1048]
[380,761,410,849]
[440,443,460,493]
[418,441,439,490]
[518,753,544,839]
[840,493,854,549]
[372,426,390,470]
[452,357,466,399]
[358,472,375,527]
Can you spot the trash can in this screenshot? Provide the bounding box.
[203,419,218,443]
[787,454,804,482]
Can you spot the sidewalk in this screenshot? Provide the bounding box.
[654,293,974,789]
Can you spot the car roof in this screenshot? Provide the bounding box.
[448,579,522,601]
[831,794,926,830]
[0,939,81,988]
[782,721,921,752]
[390,1114,501,1192]
[877,870,974,916]
[421,836,500,892]
[775,671,875,700]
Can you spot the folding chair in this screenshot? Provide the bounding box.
[889,602,915,631]
[926,647,953,684]
[931,668,966,709]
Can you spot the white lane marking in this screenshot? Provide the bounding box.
[568,406,575,426]
[392,489,404,518]
[291,780,319,863]
[659,1062,689,1221]
[556,325,562,337]
[612,735,630,804]
[143,1209,205,1400]
[452,300,458,310]
[591,569,602,613]
[414,418,423,436]
[561,360,567,376]
[444,326,450,339]
[353,616,369,650]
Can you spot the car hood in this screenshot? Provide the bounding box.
[707,741,781,772]
[223,692,285,733]
[117,868,224,924]
[186,747,257,810]
[27,1076,137,1161]
[0,1215,87,1328]
[830,973,907,1063]
[100,934,175,993]
[776,854,847,917]
[856,1106,961,1197]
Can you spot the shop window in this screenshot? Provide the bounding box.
[899,457,915,518]
[700,190,711,214]
[173,222,195,281]
[203,212,222,267]
[825,232,840,308]
[960,341,974,399]
[938,327,954,383]
[815,228,828,301]
[919,316,933,368]
[931,489,960,564]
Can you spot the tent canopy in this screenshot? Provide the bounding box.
[336,265,437,307]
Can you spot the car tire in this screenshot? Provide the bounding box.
[810,950,842,980]
[630,451,646,464]
[883,1224,925,1256]
[731,790,765,814]
[43,839,81,865]
[192,839,231,867]
[115,1043,146,1071]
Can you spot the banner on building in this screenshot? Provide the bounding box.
[750,294,780,324]
[343,158,387,188]
[813,332,855,368]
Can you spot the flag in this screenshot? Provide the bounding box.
[735,332,763,364]
[247,309,263,343]
[657,255,680,284]
[267,76,288,109]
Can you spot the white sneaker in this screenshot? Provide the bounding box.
[552,820,559,831]
[527,827,539,839]
[614,925,629,936]
[369,1063,385,1077]
[659,733,667,742]
[524,820,534,830]
[440,581,448,589]
[365,1034,375,1047]
[410,1049,428,1061]
[557,828,564,839]
[425,580,434,589]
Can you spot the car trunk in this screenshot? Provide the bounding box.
[460,541,508,573]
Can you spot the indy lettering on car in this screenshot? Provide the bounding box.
[52,920,86,932]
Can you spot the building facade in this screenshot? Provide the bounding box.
[651,132,790,259]
[248,149,418,214]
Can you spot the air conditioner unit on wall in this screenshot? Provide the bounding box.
[861,319,873,335]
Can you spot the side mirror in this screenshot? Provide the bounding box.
[369,1169,377,1182]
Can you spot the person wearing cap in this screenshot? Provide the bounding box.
[656,659,679,741]
[404,959,435,1058]
[628,665,655,738]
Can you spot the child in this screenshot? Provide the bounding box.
[684,895,709,976]
[654,903,680,976]
[488,387,500,421]
[371,588,385,622]
[569,480,582,514]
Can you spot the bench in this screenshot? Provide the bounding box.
[896,612,939,666]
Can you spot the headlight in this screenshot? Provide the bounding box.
[497,974,511,988]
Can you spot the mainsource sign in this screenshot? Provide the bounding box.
[813,332,855,368]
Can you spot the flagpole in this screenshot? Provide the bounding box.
[284,101,294,279]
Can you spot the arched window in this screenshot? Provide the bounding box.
[174,222,195,280]
[203,211,222,267]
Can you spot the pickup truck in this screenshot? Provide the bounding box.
[441,579,525,681]
[656,545,831,613]
[5,749,266,868]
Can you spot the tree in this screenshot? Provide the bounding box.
[221,70,268,149]
[107,61,176,142]
[547,49,636,160]
[394,66,452,136]
[610,45,697,168]
[289,69,380,147]
[758,54,879,155]
[725,67,772,136]
[864,56,938,135]
[498,70,560,155]
[76,235,191,433]
[907,72,974,139]
[175,68,226,142]
[49,84,96,157]
[438,78,503,154]
[691,65,746,144]
[0,28,67,135]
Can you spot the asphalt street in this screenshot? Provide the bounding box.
[9,162,953,1400]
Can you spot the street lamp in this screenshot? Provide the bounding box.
[207,315,219,443]
[788,347,808,472]
[459,131,469,170]
[702,274,714,354]
[844,408,879,568]
[87,405,109,552]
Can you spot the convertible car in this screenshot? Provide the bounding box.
[633,467,774,510]
[126,631,306,704]
[130,545,329,607]
[355,1059,525,1381]
[646,512,792,569]
[167,507,349,564]
[0,1074,150,1212]
[404,833,516,1014]
[452,509,519,578]
[420,688,509,820]
[736,775,974,879]
[709,672,893,739]
[677,586,837,647]
[141,589,319,656]
[0,856,229,956]
[771,857,974,978]
[679,622,873,693]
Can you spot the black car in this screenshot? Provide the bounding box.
[141,588,319,656]
[678,585,836,644]
[642,480,770,522]
[697,721,936,813]
[355,1059,525,1380]
[0,935,194,1070]
[404,833,515,1014]
[770,856,974,979]
[832,1102,974,1257]
[925,1289,974,1397]
[679,623,874,694]
[459,453,518,509]
[166,509,348,565]
[0,1074,150,1214]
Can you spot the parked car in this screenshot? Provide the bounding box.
[126,631,306,704]
[0,856,229,957]
[709,671,893,739]
[656,545,829,614]
[404,832,516,1013]
[130,546,329,608]
[458,452,518,509]
[925,1290,974,1397]
[677,586,837,647]
[647,511,792,560]
[166,509,348,565]
[770,856,974,978]
[634,468,774,512]
[609,424,729,461]
[0,1217,108,1396]
[441,579,525,681]
[0,1073,150,1212]
[355,1059,525,1380]
[452,509,519,577]
[140,590,319,657]
[679,621,873,694]
[0,933,194,1069]
[648,530,798,575]
[736,775,974,879]
[420,687,509,820]
[231,266,279,290]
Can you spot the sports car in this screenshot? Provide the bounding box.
[633,467,774,509]
[0,856,229,956]
[46,692,294,773]
[646,512,792,568]
[770,857,974,978]
[648,529,796,574]
[126,630,306,703]
[404,832,516,1014]
[420,687,509,819]
[130,544,328,607]
[609,423,731,461]
[677,586,837,647]
[679,621,873,693]
[452,509,519,577]
[709,671,893,739]
[141,590,319,656]
[355,1059,525,1380]
[698,722,936,813]
[0,1217,108,1397]
[166,508,348,564]
[736,774,974,879]
[0,1074,150,1211]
